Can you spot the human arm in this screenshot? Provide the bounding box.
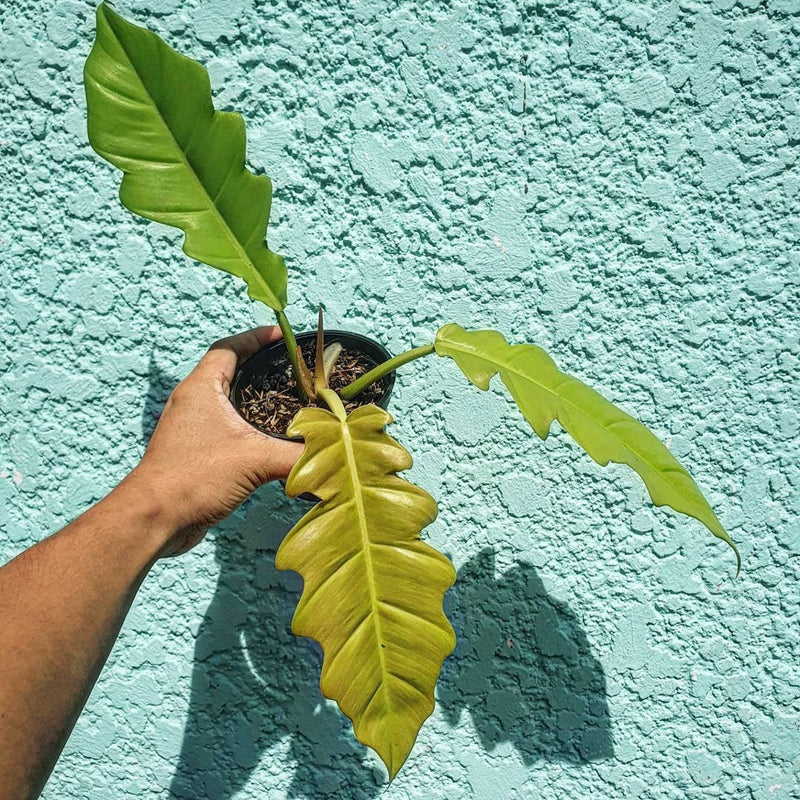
[0,327,302,800]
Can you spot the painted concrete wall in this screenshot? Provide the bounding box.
[1,0,798,797]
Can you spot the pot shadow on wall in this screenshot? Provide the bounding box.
[141,360,611,798]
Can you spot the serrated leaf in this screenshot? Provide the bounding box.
[84,3,287,310]
[436,323,739,572]
[275,401,456,779]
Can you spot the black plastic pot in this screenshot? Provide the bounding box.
[230,329,396,441]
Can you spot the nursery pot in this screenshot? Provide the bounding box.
[230,329,396,441]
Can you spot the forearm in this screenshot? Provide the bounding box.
[0,474,172,800]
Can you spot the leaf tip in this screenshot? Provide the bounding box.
[96,1,121,27]
[711,522,741,578]
[379,741,411,784]
[732,542,742,579]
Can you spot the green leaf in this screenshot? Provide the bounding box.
[84,3,287,310]
[436,323,740,573]
[276,398,456,779]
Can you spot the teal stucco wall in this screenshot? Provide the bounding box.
[1,0,799,797]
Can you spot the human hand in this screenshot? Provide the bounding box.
[123,327,303,557]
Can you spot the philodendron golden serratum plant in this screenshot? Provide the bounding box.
[84,4,739,780]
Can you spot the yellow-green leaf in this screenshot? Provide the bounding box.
[84,3,287,310]
[435,323,739,573]
[275,399,456,779]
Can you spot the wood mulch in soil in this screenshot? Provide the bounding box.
[236,341,388,437]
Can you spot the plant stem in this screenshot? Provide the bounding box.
[275,308,307,403]
[319,387,346,421]
[339,343,436,400]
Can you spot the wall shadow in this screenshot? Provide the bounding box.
[168,536,612,796]
[140,352,177,444]
[142,359,610,793]
[168,486,384,799]
[438,548,613,765]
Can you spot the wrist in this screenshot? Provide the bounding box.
[107,469,183,558]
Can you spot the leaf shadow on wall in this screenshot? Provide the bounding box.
[438,548,614,765]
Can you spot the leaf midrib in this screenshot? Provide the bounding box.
[104,15,281,309]
[339,418,390,713]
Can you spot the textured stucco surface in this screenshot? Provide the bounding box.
[1,0,799,797]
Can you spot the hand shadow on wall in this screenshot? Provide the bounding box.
[140,352,177,444]
[438,548,613,765]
